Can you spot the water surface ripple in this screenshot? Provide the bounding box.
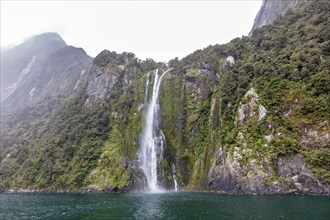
[1,192,329,219]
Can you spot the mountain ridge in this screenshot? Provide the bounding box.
[0,33,92,113]
[0,0,329,194]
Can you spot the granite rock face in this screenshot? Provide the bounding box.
[206,84,329,195]
[236,88,267,125]
[208,149,329,195]
[85,50,136,107]
[250,0,304,35]
[276,154,329,195]
[206,80,329,195]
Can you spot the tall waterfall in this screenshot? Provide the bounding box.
[140,69,166,192]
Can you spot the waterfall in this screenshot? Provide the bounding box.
[140,69,166,192]
[172,164,179,192]
[144,71,151,104]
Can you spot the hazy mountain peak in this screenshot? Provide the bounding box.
[0,32,92,113]
[28,32,67,45]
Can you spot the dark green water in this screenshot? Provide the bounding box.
[0,192,329,219]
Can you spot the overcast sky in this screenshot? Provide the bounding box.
[1,1,262,62]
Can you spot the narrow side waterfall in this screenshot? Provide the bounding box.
[172,164,179,192]
[140,69,166,192]
[144,71,150,104]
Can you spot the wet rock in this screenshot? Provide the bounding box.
[126,161,148,192]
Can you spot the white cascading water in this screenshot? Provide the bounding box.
[144,71,151,104]
[140,69,166,192]
[172,164,179,192]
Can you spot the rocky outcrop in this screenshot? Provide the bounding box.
[276,154,329,195]
[207,85,329,195]
[208,145,273,194]
[222,56,235,70]
[250,0,304,35]
[236,88,266,125]
[300,127,330,150]
[208,147,329,195]
[85,50,136,107]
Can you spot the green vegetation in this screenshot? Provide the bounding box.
[0,54,160,190]
[0,86,110,190]
[167,0,329,188]
[0,0,329,192]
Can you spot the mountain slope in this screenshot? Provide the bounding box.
[0,33,92,113]
[1,33,66,94]
[0,0,329,194]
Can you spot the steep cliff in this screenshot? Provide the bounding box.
[0,33,92,113]
[0,0,329,194]
[86,0,329,194]
[249,0,304,35]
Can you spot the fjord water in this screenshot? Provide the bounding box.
[1,192,329,220]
